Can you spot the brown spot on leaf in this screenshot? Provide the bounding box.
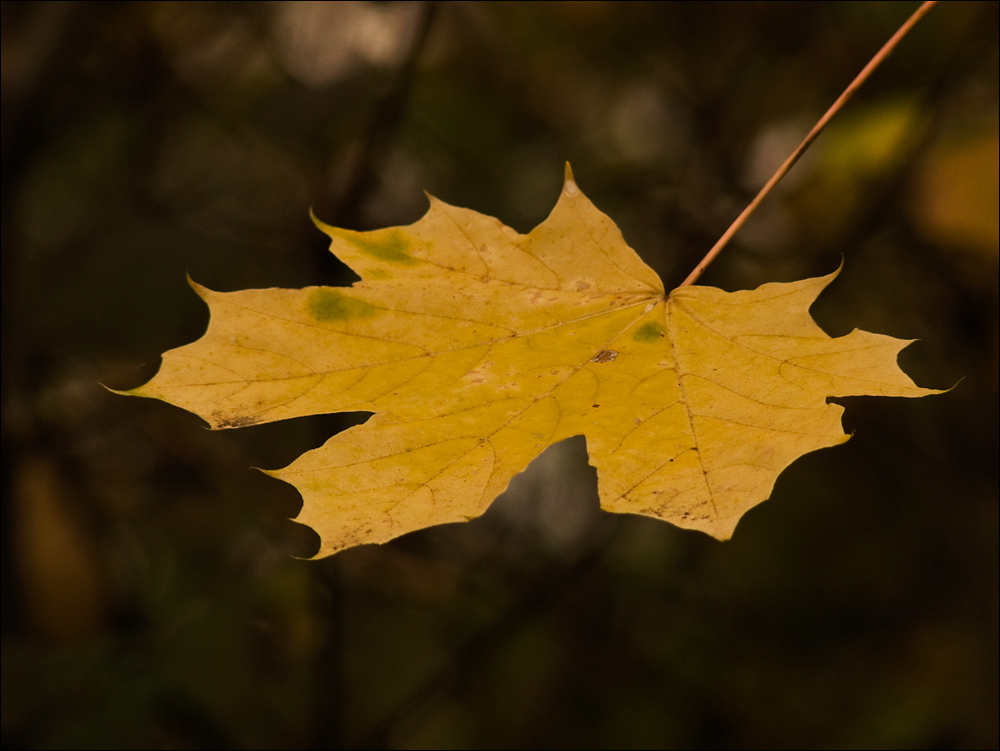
[590,350,618,363]
[214,414,260,429]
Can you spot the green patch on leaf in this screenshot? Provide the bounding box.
[341,228,421,266]
[633,321,665,342]
[306,289,379,322]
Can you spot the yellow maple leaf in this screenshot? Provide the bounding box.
[127,166,941,557]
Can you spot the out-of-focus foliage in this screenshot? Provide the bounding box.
[1,2,996,748]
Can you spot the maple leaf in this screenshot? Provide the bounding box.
[127,166,941,557]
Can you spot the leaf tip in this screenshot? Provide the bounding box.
[309,208,337,238]
[815,260,843,290]
[563,162,579,196]
[185,273,212,300]
[99,381,132,399]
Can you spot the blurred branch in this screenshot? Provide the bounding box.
[329,1,439,228]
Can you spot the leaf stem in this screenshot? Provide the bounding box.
[679,0,938,287]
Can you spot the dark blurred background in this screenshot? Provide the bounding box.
[2,2,997,748]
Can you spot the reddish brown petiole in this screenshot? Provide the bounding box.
[680,0,938,287]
